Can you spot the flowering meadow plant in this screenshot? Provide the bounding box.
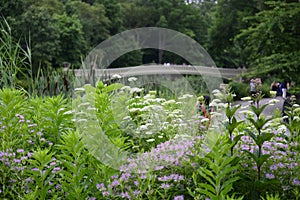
[1,82,300,199]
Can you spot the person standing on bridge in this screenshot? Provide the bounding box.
[250,79,257,98]
[281,80,288,99]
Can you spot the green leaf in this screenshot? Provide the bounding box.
[256,132,274,146]
[232,134,243,146]
[226,105,241,118]
[250,104,269,117]
[243,150,259,164]
[247,118,259,132]
[199,168,216,187]
[219,165,239,178]
[198,183,216,193]
[245,129,257,142]
[257,154,271,167]
[221,176,240,192]
[105,83,124,93]
[196,188,216,199]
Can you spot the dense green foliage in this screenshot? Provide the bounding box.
[1,82,300,199]
[1,0,299,83]
[1,1,300,199]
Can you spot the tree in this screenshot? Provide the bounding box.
[0,0,25,17]
[120,2,158,29]
[65,1,110,49]
[96,0,123,35]
[120,0,211,65]
[20,5,60,68]
[207,0,262,68]
[53,13,87,67]
[235,0,300,82]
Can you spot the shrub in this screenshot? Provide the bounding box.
[228,82,249,100]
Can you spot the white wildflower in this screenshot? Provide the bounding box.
[212,89,221,94]
[217,103,228,108]
[87,107,96,111]
[241,97,252,101]
[162,100,176,105]
[128,77,137,82]
[212,99,221,103]
[140,125,148,131]
[209,101,218,107]
[154,98,165,103]
[121,86,131,91]
[75,87,85,91]
[172,109,182,114]
[201,118,210,123]
[129,108,140,113]
[178,94,193,100]
[123,116,132,121]
[282,116,289,120]
[145,131,153,135]
[210,112,222,117]
[278,125,287,133]
[152,105,163,110]
[130,87,143,94]
[112,74,122,79]
[168,113,175,118]
[143,94,153,100]
[146,138,155,142]
[268,99,280,104]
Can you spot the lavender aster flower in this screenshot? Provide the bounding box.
[102,191,110,196]
[111,180,120,187]
[17,149,24,153]
[161,183,171,189]
[266,173,275,179]
[174,195,184,200]
[120,192,131,199]
[293,178,300,186]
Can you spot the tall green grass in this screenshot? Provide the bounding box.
[0,18,30,89]
[0,18,75,97]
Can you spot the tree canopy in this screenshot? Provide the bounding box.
[0,0,299,82]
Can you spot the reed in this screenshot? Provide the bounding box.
[0,18,30,89]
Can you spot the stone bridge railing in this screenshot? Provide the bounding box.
[71,64,246,82]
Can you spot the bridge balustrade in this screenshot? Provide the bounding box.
[70,65,246,81]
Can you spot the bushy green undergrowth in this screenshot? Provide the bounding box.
[229,81,272,100]
[1,81,300,200]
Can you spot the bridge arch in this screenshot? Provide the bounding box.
[81,27,223,92]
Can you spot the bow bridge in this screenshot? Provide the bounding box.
[73,64,245,81]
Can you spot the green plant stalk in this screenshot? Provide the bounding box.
[244,93,274,199]
[26,148,57,200]
[188,136,241,200]
[0,18,30,89]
